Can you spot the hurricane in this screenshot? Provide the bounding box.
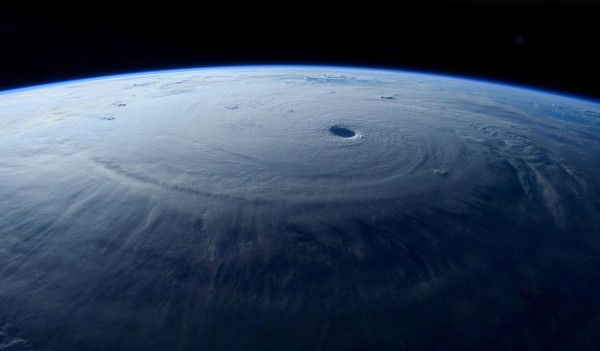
[1,66,599,350]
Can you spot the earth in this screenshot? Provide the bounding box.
[0,66,599,350]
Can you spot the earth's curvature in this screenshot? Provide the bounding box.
[1,66,599,350]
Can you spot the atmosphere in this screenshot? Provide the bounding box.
[0,2,598,100]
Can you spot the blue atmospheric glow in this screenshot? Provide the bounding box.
[0,65,598,105]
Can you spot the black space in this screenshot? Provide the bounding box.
[1,1,599,101]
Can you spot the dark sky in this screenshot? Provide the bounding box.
[1,1,599,101]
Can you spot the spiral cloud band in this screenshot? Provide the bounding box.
[1,67,599,350]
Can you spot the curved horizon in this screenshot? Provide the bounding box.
[1,64,598,105]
